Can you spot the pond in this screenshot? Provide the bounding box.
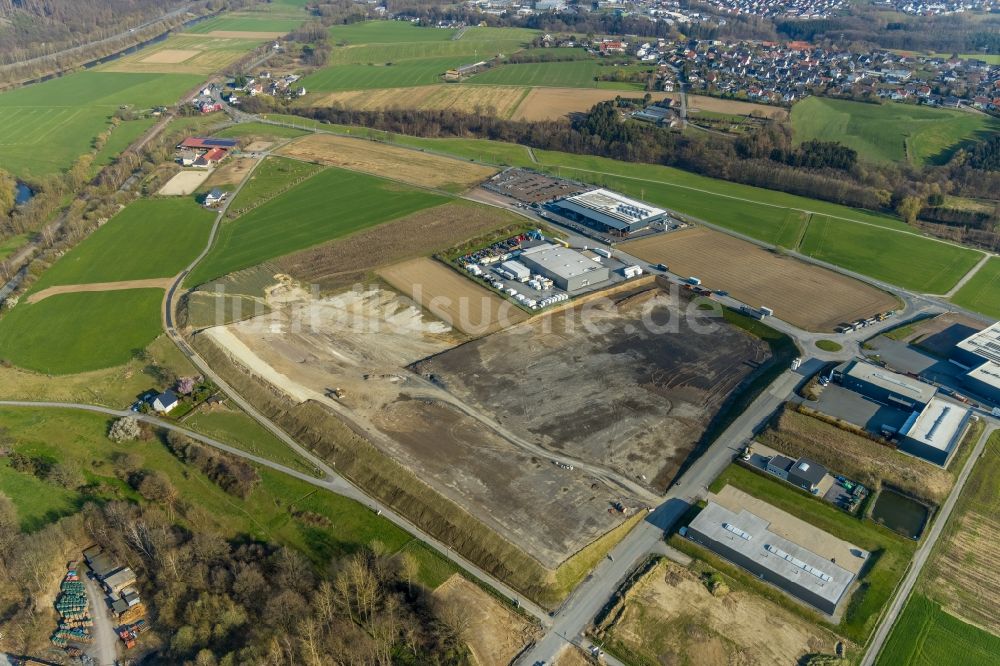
[14,182,33,205]
[871,488,929,539]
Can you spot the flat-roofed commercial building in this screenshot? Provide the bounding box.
[518,243,610,292]
[553,188,667,236]
[953,321,1000,404]
[833,360,937,410]
[899,396,971,466]
[685,489,866,615]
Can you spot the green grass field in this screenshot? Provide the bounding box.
[30,198,215,292]
[214,122,309,139]
[0,71,202,177]
[224,156,322,213]
[187,166,447,285]
[950,257,1000,318]
[467,60,649,89]
[800,214,983,293]
[184,15,304,34]
[328,20,458,43]
[0,407,457,586]
[709,464,917,644]
[791,97,1000,165]
[0,233,27,261]
[0,289,164,374]
[185,408,318,476]
[323,39,527,66]
[91,117,157,172]
[299,57,476,91]
[876,594,1000,666]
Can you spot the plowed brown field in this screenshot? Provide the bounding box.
[624,227,898,331]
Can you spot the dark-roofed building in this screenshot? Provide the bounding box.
[766,455,795,480]
[787,457,826,493]
[179,137,238,149]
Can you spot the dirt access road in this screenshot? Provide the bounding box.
[27,278,174,304]
[83,565,118,666]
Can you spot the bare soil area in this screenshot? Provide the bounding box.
[512,88,670,121]
[141,48,199,64]
[158,169,212,196]
[315,85,529,119]
[600,560,841,665]
[277,134,498,190]
[203,156,257,189]
[204,283,636,566]
[624,227,898,331]
[27,278,173,304]
[415,288,771,490]
[433,575,539,666]
[275,200,523,291]
[244,140,274,152]
[378,257,528,336]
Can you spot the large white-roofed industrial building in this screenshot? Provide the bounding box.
[552,188,668,237]
[952,320,1000,404]
[684,490,867,615]
[518,243,611,292]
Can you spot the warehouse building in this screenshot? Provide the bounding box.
[685,493,863,615]
[518,243,610,292]
[833,360,936,411]
[898,396,971,466]
[552,188,667,236]
[953,321,1000,404]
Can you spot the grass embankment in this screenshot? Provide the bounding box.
[875,594,1000,666]
[705,464,917,644]
[92,117,157,171]
[0,289,165,374]
[816,339,843,352]
[760,407,954,504]
[0,407,454,588]
[186,166,448,286]
[29,198,215,292]
[791,97,1000,166]
[0,71,202,177]
[184,408,320,477]
[950,257,1000,318]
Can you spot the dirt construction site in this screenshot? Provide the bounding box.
[624,227,899,331]
[201,281,644,568]
[414,286,771,491]
[598,559,843,665]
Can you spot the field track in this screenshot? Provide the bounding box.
[624,227,899,331]
[27,278,174,304]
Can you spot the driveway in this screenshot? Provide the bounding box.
[83,566,118,666]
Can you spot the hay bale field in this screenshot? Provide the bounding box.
[313,85,529,119]
[623,227,899,331]
[512,87,670,121]
[598,559,842,665]
[377,257,527,335]
[277,134,497,191]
